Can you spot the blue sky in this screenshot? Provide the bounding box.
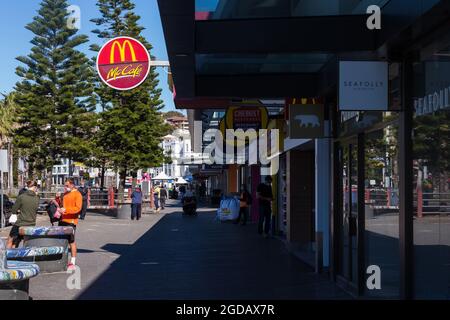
[0,0,177,111]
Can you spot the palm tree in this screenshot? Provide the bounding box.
[0,92,16,148]
[0,92,17,191]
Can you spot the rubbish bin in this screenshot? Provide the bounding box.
[211,189,222,207]
[117,203,131,220]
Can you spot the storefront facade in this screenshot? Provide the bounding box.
[411,29,450,299]
[158,0,450,299]
[330,5,450,298]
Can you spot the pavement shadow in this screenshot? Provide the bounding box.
[77,248,97,254]
[76,208,350,300]
[100,243,132,256]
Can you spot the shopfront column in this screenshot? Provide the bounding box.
[286,149,315,244]
[315,138,331,272]
[399,59,414,300]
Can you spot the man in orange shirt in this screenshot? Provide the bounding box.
[60,179,83,271]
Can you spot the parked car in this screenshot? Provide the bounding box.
[37,198,48,215]
[169,188,179,199]
[1,194,15,226]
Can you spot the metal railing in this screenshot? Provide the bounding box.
[414,191,450,216]
[364,188,399,208]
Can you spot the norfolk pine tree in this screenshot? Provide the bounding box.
[14,0,96,187]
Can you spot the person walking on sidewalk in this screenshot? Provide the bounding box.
[257,176,273,238]
[6,181,40,249]
[159,185,168,210]
[153,184,161,211]
[131,186,143,220]
[78,180,89,220]
[235,184,252,226]
[60,179,83,271]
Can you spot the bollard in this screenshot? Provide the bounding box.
[150,187,154,209]
[417,187,423,218]
[387,188,391,207]
[108,187,115,209]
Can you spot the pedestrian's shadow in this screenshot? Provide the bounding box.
[100,243,132,256]
[77,248,97,254]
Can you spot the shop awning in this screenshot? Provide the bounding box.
[157,0,440,104]
[153,172,174,180]
[175,177,189,184]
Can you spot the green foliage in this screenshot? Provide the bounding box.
[14,0,96,178]
[163,111,185,119]
[0,93,17,147]
[91,0,171,187]
[414,112,450,179]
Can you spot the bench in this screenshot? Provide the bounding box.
[0,240,40,300]
[6,246,65,274]
[18,226,74,273]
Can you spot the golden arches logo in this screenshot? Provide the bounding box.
[97,37,150,91]
[110,40,137,64]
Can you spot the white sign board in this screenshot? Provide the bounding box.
[339,61,388,111]
[0,150,8,173]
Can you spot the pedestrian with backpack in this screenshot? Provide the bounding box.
[154,184,161,211]
[47,192,64,226]
[235,184,252,225]
[6,181,40,249]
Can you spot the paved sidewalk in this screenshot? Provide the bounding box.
[1,201,350,300]
[1,207,166,300]
[78,203,349,300]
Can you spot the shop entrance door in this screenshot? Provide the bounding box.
[337,136,363,293]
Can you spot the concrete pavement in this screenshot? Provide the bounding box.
[1,200,350,300]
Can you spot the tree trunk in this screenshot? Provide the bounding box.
[119,167,127,190]
[7,142,13,193]
[68,158,73,177]
[131,170,138,187]
[118,167,127,203]
[46,168,53,191]
[100,162,106,190]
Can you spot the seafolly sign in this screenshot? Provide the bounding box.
[289,104,324,139]
[414,85,450,116]
[339,61,388,111]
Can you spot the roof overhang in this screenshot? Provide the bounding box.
[158,0,448,107]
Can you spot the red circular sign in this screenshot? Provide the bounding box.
[96,37,150,91]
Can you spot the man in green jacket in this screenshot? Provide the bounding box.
[6,181,40,248]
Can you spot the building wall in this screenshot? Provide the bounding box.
[286,150,315,244]
[227,164,239,194]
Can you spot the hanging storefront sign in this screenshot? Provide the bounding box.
[219,106,269,147]
[285,97,323,120]
[339,61,388,111]
[97,36,151,91]
[289,104,325,139]
[225,106,269,131]
[0,150,8,173]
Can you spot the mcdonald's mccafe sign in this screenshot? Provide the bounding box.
[96,37,151,91]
